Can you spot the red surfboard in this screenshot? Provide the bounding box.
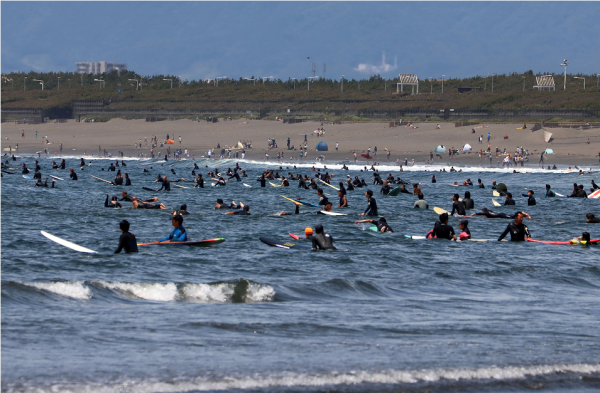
[526,238,600,245]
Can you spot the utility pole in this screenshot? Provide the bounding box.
[560,59,568,90]
[341,75,344,94]
[323,63,326,79]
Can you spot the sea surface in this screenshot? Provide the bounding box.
[2,156,600,393]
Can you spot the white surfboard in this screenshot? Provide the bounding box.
[243,183,252,187]
[41,231,98,254]
[49,175,64,181]
[492,198,501,206]
[318,210,347,216]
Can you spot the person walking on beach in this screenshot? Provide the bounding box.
[336,142,338,151]
[179,136,182,145]
[539,151,545,165]
[487,133,491,142]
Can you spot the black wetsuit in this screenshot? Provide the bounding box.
[228,172,241,182]
[364,197,378,216]
[298,179,308,189]
[214,179,226,186]
[380,184,391,195]
[233,210,251,215]
[125,177,131,186]
[119,195,135,202]
[114,232,138,253]
[374,219,393,233]
[114,175,124,185]
[592,182,600,190]
[137,202,162,209]
[33,172,42,180]
[35,180,49,187]
[400,188,410,194]
[258,177,266,187]
[451,201,466,216]
[319,196,329,206]
[195,178,204,188]
[157,180,171,191]
[498,223,531,241]
[346,182,354,191]
[174,209,190,215]
[22,167,30,174]
[70,172,78,180]
[311,233,336,250]
[463,198,474,210]
[473,210,516,219]
[59,161,66,169]
[307,182,318,190]
[430,224,456,240]
[587,217,600,223]
[105,195,123,208]
[108,165,116,172]
[527,196,536,206]
[504,198,516,206]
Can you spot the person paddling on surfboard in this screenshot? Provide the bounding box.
[498,212,531,242]
[159,215,188,243]
[132,197,166,209]
[105,193,123,208]
[114,220,138,254]
[224,204,250,215]
[471,208,531,220]
[355,217,393,233]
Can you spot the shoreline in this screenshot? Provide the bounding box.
[2,118,599,167]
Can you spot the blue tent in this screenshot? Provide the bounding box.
[316,142,329,151]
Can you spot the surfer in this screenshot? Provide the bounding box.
[399,185,411,194]
[172,204,190,216]
[21,163,29,174]
[458,220,471,240]
[522,190,536,205]
[338,190,349,208]
[159,215,188,242]
[108,163,116,172]
[463,191,474,210]
[413,193,429,209]
[504,193,515,205]
[317,201,334,214]
[157,176,171,191]
[124,173,132,186]
[429,213,456,240]
[498,212,531,241]
[586,213,600,223]
[257,174,267,187]
[114,220,138,254]
[471,208,531,220]
[114,171,124,185]
[59,159,66,169]
[105,193,123,208]
[361,190,378,216]
[451,194,466,216]
[278,201,301,216]
[317,189,329,206]
[478,179,485,188]
[380,180,392,195]
[69,168,78,180]
[33,170,42,180]
[311,225,336,250]
[211,176,226,186]
[545,184,556,197]
[119,190,135,202]
[132,197,166,209]
[355,217,393,233]
[224,204,251,215]
[227,169,241,182]
[592,180,600,190]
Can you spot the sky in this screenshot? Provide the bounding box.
[2,2,599,81]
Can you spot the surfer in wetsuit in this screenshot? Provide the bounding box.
[498,212,531,241]
[157,176,171,191]
[450,194,466,216]
[114,170,124,185]
[119,190,135,202]
[471,208,531,220]
[317,188,329,206]
[458,220,471,240]
[430,213,457,240]
[172,204,190,216]
[592,180,600,190]
[59,159,66,169]
[338,190,349,208]
[33,169,42,180]
[227,169,241,182]
[114,220,138,254]
[545,184,556,198]
[257,174,267,187]
[463,191,474,210]
[311,224,336,250]
[105,193,123,208]
[22,163,30,174]
[69,168,78,180]
[380,180,392,195]
[132,197,166,209]
[124,173,132,186]
[160,215,188,242]
[522,190,536,205]
[504,193,515,205]
[586,213,600,223]
[224,204,251,215]
[355,217,393,233]
[278,201,301,216]
[361,190,378,216]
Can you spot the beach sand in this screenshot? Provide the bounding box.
[2,119,599,167]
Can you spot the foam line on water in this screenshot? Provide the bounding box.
[22,281,92,300]
[8,363,599,393]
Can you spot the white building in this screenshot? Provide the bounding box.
[76,61,127,75]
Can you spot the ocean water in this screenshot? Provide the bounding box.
[2,156,600,393]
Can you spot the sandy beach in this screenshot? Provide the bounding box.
[2,119,600,167]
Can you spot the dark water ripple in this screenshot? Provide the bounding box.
[2,157,600,392]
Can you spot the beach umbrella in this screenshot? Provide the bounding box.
[316,142,329,151]
[434,145,446,153]
[462,143,472,152]
[544,148,554,154]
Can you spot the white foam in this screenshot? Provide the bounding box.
[181,283,233,302]
[246,282,276,302]
[23,281,92,300]
[97,281,178,302]
[10,363,599,393]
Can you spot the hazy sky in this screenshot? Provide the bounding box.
[2,2,599,81]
